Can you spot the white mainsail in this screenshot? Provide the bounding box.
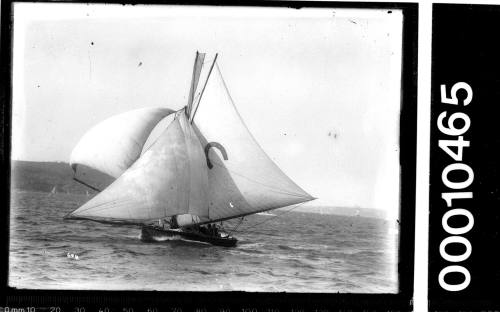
[67,53,314,225]
[70,107,174,190]
[67,111,208,223]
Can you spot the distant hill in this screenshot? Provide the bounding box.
[10,160,97,195]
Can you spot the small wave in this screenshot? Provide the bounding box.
[32,236,61,243]
[237,241,267,249]
[304,253,320,261]
[292,258,318,270]
[30,275,58,283]
[277,244,296,251]
[193,269,211,275]
[123,233,143,240]
[151,235,180,242]
[234,248,265,256]
[76,250,91,256]
[179,238,212,246]
[49,231,73,237]
[353,250,382,257]
[349,271,376,278]
[125,249,149,257]
[238,260,263,266]
[123,273,137,280]
[145,234,212,247]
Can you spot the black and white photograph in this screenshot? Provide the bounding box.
[6,2,412,297]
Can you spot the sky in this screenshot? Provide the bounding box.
[11,3,403,220]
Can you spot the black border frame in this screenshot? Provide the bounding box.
[0,1,418,310]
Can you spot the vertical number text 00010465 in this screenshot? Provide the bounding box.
[437,82,474,292]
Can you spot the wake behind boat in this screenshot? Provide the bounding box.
[256,212,276,216]
[64,51,315,246]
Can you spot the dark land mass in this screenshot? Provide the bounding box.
[10,160,98,196]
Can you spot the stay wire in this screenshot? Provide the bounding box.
[227,217,245,236]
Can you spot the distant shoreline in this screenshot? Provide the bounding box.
[10,160,389,220]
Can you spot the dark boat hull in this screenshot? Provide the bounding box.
[141,226,238,247]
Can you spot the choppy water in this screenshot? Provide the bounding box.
[9,190,399,292]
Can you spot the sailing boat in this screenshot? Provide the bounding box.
[64,52,315,247]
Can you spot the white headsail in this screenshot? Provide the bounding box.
[70,107,175,190]
[66,111,208,223]
[192,62,314,222]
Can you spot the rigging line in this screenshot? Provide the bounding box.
[190,53,218,124]
[73,177,101,192]
[209,160,311,199]
[231,202,308,233]
[69,195,140,214]
[65,214,148,226]
[227,217,245,236]
[141,112,177,155]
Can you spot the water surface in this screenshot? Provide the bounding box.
[9,190,398,292]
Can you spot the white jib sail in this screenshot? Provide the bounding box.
[192,62,314,222]
[70,107,175,188]
[67,111,209,223]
